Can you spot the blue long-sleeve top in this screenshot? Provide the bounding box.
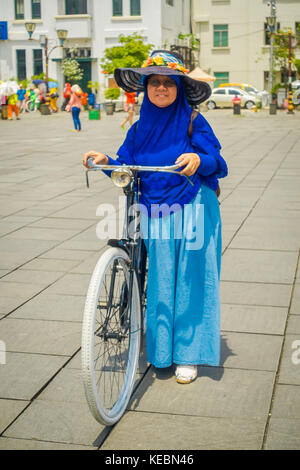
[104,112,227,216]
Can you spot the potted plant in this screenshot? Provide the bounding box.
[104,87,120,115]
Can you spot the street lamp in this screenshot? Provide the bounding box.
[266,0,277,113]
[25,23,68,93]
[287,30,297,114]
[266,15,276,95]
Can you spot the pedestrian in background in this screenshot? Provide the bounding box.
[88,91,95,109]
[8,93,20,120]
[62,82,71,111]
[17,84,26,113]
[82,91,88,110]
[49,88,59,113]
[66,84,83,132]
[120,91,136,130]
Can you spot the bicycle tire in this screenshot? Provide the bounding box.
[81,247,141,426]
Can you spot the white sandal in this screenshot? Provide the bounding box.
[175,365,197,384]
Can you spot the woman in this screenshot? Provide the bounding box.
[83,51,228,384]
[7,93,20,120]
[67,84,83,132]
[120,91,137,130]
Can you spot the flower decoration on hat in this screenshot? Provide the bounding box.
[142,52,189,74]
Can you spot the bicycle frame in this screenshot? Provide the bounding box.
[85,161,193,339]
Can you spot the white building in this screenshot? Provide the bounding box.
[0,0,191,96]
[192,0,300,91]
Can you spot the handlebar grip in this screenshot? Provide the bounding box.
[87,157,95,168]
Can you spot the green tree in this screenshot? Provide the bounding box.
[61,58,83,84]
[100,33,153,74]
[271,29,299,93]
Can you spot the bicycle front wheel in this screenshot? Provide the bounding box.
[81,247,141,426]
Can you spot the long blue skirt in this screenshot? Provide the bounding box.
[141,184,222,368]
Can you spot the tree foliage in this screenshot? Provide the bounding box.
[61,58,83,83]
[100,33,153,74]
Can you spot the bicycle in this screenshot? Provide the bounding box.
[81,159,193,426]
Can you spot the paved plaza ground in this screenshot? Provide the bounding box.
[0,106,299,450]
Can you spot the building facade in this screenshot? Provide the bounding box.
[192,0,300,91]
[0,0,191,95]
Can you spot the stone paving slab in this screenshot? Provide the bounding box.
[100,411,266,450]
[286,315,300,334]
[0,281,46,299]
[0,318,82,356]
[230,217,300,251]
[18,257,82,272]
[39,248,95,261]
[220,281,292,307]
[0,437,96,450]
[277,335,300,386]
[270,384,300,418]
[5,226,81,242]
[221,249,298,284]
[0,399,29,434]
[9,292,85,322]
[0,296,32,316]
[220,332,282,371]
[3,400,105,447]
[221,304,287,335]
[265,418,300,450]
[44,273,91,296]
[291,284,300,314]
[29,217,96,230]
[1,269,65,286]
[0,352,67,400]
[129,367,275,419]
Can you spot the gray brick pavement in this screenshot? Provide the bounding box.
[0,108,299,450]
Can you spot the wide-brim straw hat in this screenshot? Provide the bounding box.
[114,50,212,106]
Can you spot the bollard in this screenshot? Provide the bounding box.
[269,103,277,115]
[1,104,8,120]
[233,103,241,115]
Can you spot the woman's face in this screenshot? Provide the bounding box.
[147,75,177,108]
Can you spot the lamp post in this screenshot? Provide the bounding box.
[266,0,276,113]
[287,30,297,115]
[25,23,68,94]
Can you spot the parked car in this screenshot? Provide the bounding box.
[292,80,300,90]
[218,82,260,96]
[205,87,261,110]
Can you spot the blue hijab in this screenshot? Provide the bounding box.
[114,75,227,215]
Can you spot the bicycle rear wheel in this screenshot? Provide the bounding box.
[81,247,141,426]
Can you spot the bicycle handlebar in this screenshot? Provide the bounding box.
[86,159,180,173]
[85,158,194,186]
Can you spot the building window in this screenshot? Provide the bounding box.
[213,25,228,47]
[166,0,174,5]
[15,0,24,20]
[16,50,26,80]
[112,0,123,16]
[32,0,41,19]
[214,72,229,87]
[65,0,87,15]
[130,0,140,16]
[33,49,43,75]
[264,22,280,45]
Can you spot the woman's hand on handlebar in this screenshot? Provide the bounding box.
[82,151,109,168]
[175,153,200,177]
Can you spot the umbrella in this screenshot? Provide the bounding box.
[32,79,46,85]
[48,81,58,89]
[0,80,20,97]
[188,67,216,83]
